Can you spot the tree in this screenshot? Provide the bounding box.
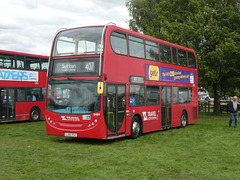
[126,0,240,114]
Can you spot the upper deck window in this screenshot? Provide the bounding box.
[178,50,187,67]
[41,58,48,71]
[145,40,159,61]
[110,31,128,55]
[16,56,25,69]
[188,52,196,68]
[160,44,171,63]
[26,58,40,70]
[0,54,15,68]
[172,47,178,65]
[129,35,145,59]
[53,27,104,57]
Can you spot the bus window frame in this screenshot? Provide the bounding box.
[128,34,145,60]
[159,43,172,64]
[110,30,128,56]
[145,39,159,62]
[146,85,160,106]
[0,54,16,69]
[108,30,197,69]
[129,84,146,107]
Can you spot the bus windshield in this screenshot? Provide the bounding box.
[53,27,104,57]
[46,80,100,114]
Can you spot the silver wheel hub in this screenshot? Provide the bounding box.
[181,115,186,126]
[31,111,39,120]
[132,121,140,136]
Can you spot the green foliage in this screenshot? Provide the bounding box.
[1,115,240,179]
[127,0,205,48]
[126,0,240,114]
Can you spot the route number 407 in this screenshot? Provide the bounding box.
[85,62,95,71]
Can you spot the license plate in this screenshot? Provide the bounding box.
[64,132,77,137]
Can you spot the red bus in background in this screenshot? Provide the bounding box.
[0,49,48,122]
[46,24,198,139]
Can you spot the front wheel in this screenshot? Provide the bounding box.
[130,116,141,139]
[30,108,41,122]
[180,111,188,128]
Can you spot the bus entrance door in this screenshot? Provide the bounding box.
[161,86,172,129]
[105,84,126,139]
[0,88,15,121]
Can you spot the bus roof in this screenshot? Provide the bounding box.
[56,24,196,53]
[0,49,49,59]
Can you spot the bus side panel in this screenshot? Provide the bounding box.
[188,106,198,124]
[15,101,45,121]
[171,105,181,127]
[126,107,161,135]
[125,115,132,137]
[142,107,161,133]
[172,104,198,127]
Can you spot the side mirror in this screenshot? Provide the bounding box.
[97,82,104,94]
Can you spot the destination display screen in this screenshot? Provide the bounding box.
[51,57,99,76]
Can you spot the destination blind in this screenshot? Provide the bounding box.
[52,57,99,76]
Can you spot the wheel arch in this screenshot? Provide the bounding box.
[30,106,41,112]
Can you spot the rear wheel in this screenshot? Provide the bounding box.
[30,108,41,122]
[181,111,188,128]
[130,116,141,139]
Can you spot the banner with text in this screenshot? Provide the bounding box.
[146,65,195,84]
[0,69,39,82]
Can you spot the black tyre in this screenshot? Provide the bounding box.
[130,116,141,139]
[180,111,188,128]
[30,108,41,121]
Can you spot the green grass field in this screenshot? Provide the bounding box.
[1,113,240,180]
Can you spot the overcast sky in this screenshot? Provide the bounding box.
[0,0,130,56]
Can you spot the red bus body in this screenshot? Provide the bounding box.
[46,25,198,139]
[0,49,48,122]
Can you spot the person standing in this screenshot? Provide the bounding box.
[228,96,240,128]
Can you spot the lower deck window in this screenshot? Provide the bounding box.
[129,84,145,106]
[146,86,159,106]
[173,86,192,104]
[17,87,45,102]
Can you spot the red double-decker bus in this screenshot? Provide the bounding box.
[46,24,198,139]
[0,49,48,122]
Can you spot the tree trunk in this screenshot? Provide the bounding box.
[214,85,221,114]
